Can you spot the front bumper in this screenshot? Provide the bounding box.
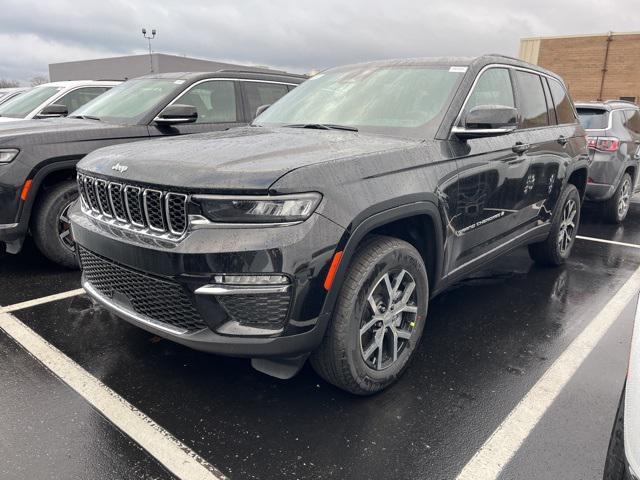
[70,203,344,358]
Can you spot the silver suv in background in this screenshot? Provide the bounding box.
[576,101,640,223]
[603,294,640,480]
[0,81,119,122]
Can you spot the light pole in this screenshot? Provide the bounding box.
[141,28,157,73]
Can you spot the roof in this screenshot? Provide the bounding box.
[133,70,306,83]
[575,100,639,111]
[36,80,122,88]
[327,54,561,80]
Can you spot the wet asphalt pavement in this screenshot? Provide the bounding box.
[1,202,640,479]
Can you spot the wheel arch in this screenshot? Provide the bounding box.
[318,200,445,324]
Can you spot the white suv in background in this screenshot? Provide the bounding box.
[0,80,120,122]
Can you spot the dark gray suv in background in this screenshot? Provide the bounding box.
[71,55,588,394]
[0,70,304,267]
[576,100,640,223]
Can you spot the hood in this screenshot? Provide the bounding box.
[0,117,137,147]
[78,126,419,192]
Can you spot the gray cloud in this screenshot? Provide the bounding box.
[1,0,639,84]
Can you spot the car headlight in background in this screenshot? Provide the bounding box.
[0,148,19,164]
[194,193,322,224]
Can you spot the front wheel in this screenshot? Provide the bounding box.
[31,180,79,269]
[310,236,429,395]
[528,184,581,267]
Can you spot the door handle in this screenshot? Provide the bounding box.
[557,135,568,146]
[512,142,530,155]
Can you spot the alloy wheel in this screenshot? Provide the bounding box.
[618,177,631,219]
[558,198,577,255]
[57,201,76,252]
[360,269,418,370]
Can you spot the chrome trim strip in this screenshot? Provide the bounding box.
[83,177,100,213]
[188,214,303,229]
[165,193,188,235]
[83,280,190,336]
[0,223,18,229]
[124,185,145,227]
[107,182,127,222]
[195,284,291,295]
[143,189,166,232]
[95,179,113,218]
[451,126,516,135]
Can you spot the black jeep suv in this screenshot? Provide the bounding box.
[71,55,588,394]
[0,70,304,267]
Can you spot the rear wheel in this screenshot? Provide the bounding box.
[310,236,429,395]
[528,184,580,267]
[604,173,632,224]
[31,180,79,269]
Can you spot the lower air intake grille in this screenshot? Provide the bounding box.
[79,247,207,333]
[217,292,291,329]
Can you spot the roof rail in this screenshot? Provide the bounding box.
[217,69,308,79]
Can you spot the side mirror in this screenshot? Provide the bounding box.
[255,104,271,119]
[452,105,518,139]
[154,104,198,125]
[37,104,68,118]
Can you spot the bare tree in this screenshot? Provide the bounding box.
[30,75,49,86]
[0,79,20,88]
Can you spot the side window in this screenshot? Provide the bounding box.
[179,80,238,124]
[548,79,576,125]
[464,68,514,116]
[57,87,110,113]
[514,71,548,129]
[624,109,640,134]
[243,82,290,119]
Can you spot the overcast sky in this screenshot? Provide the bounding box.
[1,0,639,84]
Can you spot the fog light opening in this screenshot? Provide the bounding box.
[212,274,290,286]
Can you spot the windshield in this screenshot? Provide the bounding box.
[0,86,62,118]
[577,108,609,129]
[71,78,184,124]
[255,65,465,138]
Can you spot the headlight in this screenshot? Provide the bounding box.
[195,193,322,224]
[0,148,19,164]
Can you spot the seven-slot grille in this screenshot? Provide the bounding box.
[77,173,188,236]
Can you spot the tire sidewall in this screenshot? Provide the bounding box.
[550,184,581,262]
[33,181,79,268]
[342,245,428,389]
[615,173,632,222]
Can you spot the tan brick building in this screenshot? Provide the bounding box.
[520,32,640,103]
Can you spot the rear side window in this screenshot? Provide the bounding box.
[465,68,514,114]
[548,79,576,124]
[624,109,640,134]
[244,82,290,120]
[576,108,609,129]
[515,71,548,128]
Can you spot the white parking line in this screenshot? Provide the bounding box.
[0,288,86,313]
[0,311,227,480]
[456,263,640,480]
[576,235,640,250]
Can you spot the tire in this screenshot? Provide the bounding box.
[528,183,581,267]
[31,180,79,269]
[604,173,632,224]
[603,387,628,480]
[310,235,429,395]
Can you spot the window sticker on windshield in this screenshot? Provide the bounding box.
[174,80,186,84]
[449,66,468,73]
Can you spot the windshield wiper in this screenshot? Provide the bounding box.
[70,115,101,121]
[284,123,358,132]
